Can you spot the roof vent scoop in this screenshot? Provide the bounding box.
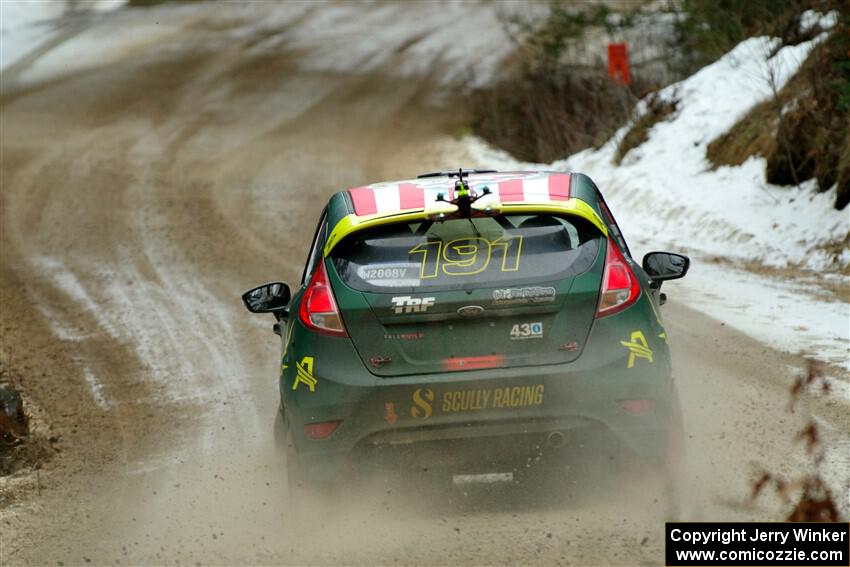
[417,168,497,179]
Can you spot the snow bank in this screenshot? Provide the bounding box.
[799,10,839,34]
[475,34,848,271]
[466,33,849,369]
[568,34,845,271]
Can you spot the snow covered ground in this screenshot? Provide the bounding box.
[0,0,124,72]
[1,1,67,72]
[466,31,849,372]
[2,0,519,87]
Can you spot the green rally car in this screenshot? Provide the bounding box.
[242,169,689,500]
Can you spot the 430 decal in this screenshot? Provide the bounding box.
[408,236,523,279]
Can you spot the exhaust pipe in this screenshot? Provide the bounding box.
[546,431,566,448]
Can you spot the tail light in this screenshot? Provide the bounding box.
[304,421,341,440]
[596,237,640,317]
[298,260,347,337]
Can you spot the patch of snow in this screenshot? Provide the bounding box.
[263,1,518,85]
[88,0,126,13]
[78,361,111,409]
[799,10,839,34]
[0,0,64,31]
[32,255,121,340]
[812,414,850,514]
[8,1,518,87]
[1,1,65,71]
[12,12,185,85]
[0,0,125,72]
[672,262,849,369]
[33,303,89,342]
[464,32,849,369]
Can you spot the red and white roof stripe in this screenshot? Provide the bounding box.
[347,172,571,216]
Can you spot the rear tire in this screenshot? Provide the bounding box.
[273,405,287,450]
[613,391,684,519]
[663,391,686,520]
[283,415,341,519]
[274,404,308,494]
[283,417,312,515]
[661,465,681,520]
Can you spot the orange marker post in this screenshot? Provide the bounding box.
[607,43,631,86]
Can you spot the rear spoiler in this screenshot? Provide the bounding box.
[323,198,608,257]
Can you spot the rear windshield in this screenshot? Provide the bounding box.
[331,214,602,292]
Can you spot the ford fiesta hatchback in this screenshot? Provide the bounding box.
[242,169,689,504]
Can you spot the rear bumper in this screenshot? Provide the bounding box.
[300,415,648,484]
[284,355,675,476]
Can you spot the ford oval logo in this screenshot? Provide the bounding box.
[457,305,485,317]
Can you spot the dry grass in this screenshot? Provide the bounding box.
[751,362,845,522]
[706,100,778,167]
[470,66,657,164]
[706,22,850,209]
[614,93,678,164]
[469,1,672,163]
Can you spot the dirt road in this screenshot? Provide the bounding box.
[1,4,847,566]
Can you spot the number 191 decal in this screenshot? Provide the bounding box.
[409,236,523,279]
[510,322,543,340]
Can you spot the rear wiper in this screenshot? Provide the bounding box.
[414,220,434,235]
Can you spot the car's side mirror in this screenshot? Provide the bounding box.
[642,252,690,282]
[242,282,291,314]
